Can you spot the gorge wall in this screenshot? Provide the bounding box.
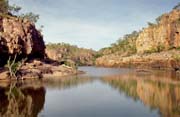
[46,43,96,66]
[0,15,45,66]
[96,9,180,70]
[136,10,180,53]
[0,15,79,80]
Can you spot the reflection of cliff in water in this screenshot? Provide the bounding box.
[0,82,46,117]
[0,76,92,117]
[43,76,93,90]
[103,70,180,117]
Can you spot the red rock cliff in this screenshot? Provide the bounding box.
[96,10,180,70]
[136,10,180,53]
[0,15,45,66]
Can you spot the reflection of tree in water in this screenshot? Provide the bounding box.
[103,73,180,117]
[43,76,93,90]
[0,82,45,117]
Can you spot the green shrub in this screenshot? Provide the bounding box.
[156,14,164,24]
[176,47,180,50]
[173,2,180,10]
[104,31,139,56]
[60,60,77,69]
[157,44,165,52]
[94,53,103,58]
[144,48,158,54]
[0,0,8,14]
[173,54,180,62]
[147,22,157,27]
[6,55,26,79]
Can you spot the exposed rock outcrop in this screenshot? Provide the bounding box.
[0,15,45,66]
[0,59,80,81]
[46,43,96,66]
[0,15,80,80]
[96,10,180,70]
[96,50,180,70]
[136,10,180,53]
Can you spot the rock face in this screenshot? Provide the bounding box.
[0,15,45,66]
[46,43,96,66]
[96,50,180,70]
[136,10,180,53]
[0,16,80,80]
[0,59,80,80]
[96,10,180,70]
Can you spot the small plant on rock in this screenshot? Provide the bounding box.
[172,54,180,62]
[6,54,27,79]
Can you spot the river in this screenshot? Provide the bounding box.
[0,66,180,117]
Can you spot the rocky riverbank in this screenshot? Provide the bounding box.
[0,59,80,81]
[0,15,80,81]
[96,50,180,70]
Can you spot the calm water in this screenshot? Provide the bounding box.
[0,67,180,117]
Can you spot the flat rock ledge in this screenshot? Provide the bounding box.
[0,59,83,81]
[96,50,180,71]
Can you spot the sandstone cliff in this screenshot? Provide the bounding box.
[0,15,45,66]
[136,10,180,53]
[96,9,180,70]
[0,15,79,80]
[46,43,96,66]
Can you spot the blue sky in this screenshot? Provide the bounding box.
[10,0,180,50]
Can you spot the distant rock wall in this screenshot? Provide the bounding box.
[46,44,96,66]
[0,15,45,66]
[136,10,180,53]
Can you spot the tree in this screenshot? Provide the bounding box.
[0,0,39,23]
[147,22,156,27]
[0,0,21,14]
[9,4,21,15]
[173,2,180,10]
[0,0,9,14]
[155,14,164,24]
[20,12,39,23]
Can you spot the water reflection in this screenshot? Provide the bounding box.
[0,76,92,117]
[102,71,180,117]
[0,68,180,117]
[0,82,45,117]
[43,76,93,89]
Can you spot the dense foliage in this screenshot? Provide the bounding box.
[0,0,8,14]
[173,2,180,10]
[99,31,139,56]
